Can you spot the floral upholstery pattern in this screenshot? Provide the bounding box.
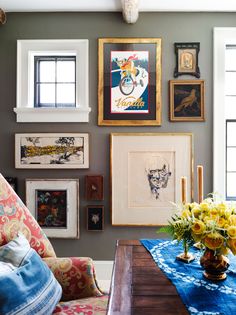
[0,174,108,314]
[0,174,55,258]
[43,257,104,301]
[53,296,108,315]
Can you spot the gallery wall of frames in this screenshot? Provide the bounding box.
[0,11,219,259]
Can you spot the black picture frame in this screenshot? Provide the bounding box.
[174,42,200,78]
[5,177,17,192]
[87,206,104,231]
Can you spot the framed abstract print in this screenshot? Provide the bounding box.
[174,42,200,78]
[110,133,193,226]
[169,80,205,122]
[15,133,89,169]
[26,179,79,238]
[98,38,162,126]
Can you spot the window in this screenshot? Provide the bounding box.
[14,40,90,123]
[214,28,236,199]
[34,56,76,108]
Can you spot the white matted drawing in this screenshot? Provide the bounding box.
[110,133,193,226]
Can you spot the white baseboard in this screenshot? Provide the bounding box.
[94,260,113,280]
[93,260,113,292]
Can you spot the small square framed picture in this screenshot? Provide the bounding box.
[169,80,205,122]
[87,206,104,231]
[5,177,17,192]
[174,42,200,78]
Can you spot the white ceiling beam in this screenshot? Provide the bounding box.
[1,0,236,12]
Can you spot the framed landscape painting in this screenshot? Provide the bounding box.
[98,38,162,126]
[169,80,205,122]
[26,179,79,238]
[15,133,89,169]
[110,133,193,226]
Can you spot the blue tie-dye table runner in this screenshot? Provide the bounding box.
[140,239,236,315]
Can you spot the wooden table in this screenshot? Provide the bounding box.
[106,240,188,315]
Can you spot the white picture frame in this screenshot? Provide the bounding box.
[110,133,194,226]
[15,133,89,169]
[26,179,79,238]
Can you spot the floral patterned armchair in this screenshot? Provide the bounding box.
[0,174,108,315]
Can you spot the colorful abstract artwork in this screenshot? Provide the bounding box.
[36,190,67,228]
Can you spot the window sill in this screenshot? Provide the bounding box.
[13,107,91,123]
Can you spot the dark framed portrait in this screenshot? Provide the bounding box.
[87,206,104,231]
[85,175,104,200]
[174,42,200,78]
[98,38,162,126]
[5,177,17,192]
[169,80,205,122]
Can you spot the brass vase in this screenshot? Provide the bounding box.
[200,248,229,281]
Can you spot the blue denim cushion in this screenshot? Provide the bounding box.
[0,234,62,315]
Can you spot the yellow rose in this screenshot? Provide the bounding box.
[218,217,227,228]
[229,215,236,225]
[227,226,236,239]
[192,207,201,218]
[204,232,224,250]
[227,238,236,255]
[181,209,191,218]
[217,202,227,215]
[191,220,206,235]
[189,202,199,210]
[200,203,210,212]
[210,208,218,217]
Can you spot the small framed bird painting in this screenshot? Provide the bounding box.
[169,80,205,122]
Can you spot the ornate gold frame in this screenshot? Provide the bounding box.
[98,38,162,126]
[110,133,194,226]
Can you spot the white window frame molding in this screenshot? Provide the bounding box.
[213,27,236,197]
[14,39,90,123]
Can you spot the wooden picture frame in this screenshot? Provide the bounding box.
[169,80,205,122]
[98,38,162,126]
[26,179,80,238]
[110,133,193,226]
[174,42,200,78]
[87,206,104,231]
[15,133,89,169]
[85,175,104,200]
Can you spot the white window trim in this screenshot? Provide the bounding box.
[213,28,236,197]
[14,39,91,123]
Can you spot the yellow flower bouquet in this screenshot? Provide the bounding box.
[159,196,236,279]
[160,197,236,255]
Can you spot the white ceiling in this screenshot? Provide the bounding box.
[1,0,236,12]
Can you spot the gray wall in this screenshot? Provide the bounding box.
[0,12,235,259]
